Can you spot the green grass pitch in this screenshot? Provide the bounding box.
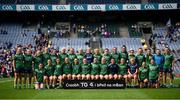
[0,78,180,100]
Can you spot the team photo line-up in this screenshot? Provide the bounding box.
[13,45,176,89]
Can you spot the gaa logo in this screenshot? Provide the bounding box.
[91,5,102,10]
[2,5,13,10]
[162,4,173,9]
[144,4,155,9]
[74,5,84,10]
[38,5,49,10]
[108,5,119,10]
[56,5,66,10]
[126,5,137,9]
[20,5,31,10]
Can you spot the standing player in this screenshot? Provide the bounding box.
[93,48,102,64]
[42,47,50,66]
[118,58,128,85]
[13,47,24,89]
[127,58,138,86]
[34,50,43,70]
[138,62,149,88]
[84,47,94,63]
[68,48,77,64]
[44,59,55,89]
[153,49,165,85]
[120,45,128,62]
[24,49,34,88]
[76,48,84,65]
[111,47,120,63]
[145,49,153,66]
[62,57,72,80]
[34,63,45,90]
[72,58,81,80]
[100,57,109,80]
[108,58,119,80]
[163,47,176,85]
[50,49,58,66]
[128,49,136,61]
[81,58,91,80]
[149,59,159,88]
[91,58,100,80]
[102,48,111,64]
[136,48,146,67]
[59,47,68,64]
[53,58,63,88]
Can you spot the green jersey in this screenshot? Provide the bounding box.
[76,54,84,64]
[93,54,102,63]
[91,63,100,75]
[100,63,108,75]
[72,63,81,75]
[111,53,120,63]
[149,64,159,80]
[59,53,68,63]
[24,54,34,70]
[81,63,91,75]
[35,68,45,82]
[146,54,153,66]
[68,54,77,63]
[118,64,127,75]
[13,54,24,68]
[136,54,145,67]
[139,67,149,80]
[128,54,136,61]
[54,64,63,76]
[45,64,55,76]
[164,54,174,68]
[42,53,50,66]
[34,55,43,70]
[120,51,128,61]
[50,54,57,65]
[62,63,72,74]
[102,54,111,64]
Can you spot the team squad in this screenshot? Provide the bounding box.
[13,45,175,89]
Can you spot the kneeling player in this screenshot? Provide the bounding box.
[91,58,100,80]
[81,58,91,80]
[34,63,45,90]
[62,57,72,80]
[53,58,63,88]
[127,58,138,86]
[118,58,128,85]
[108,58,119,80]
[44,59,55,89]
[100,58,109,80]
[72,58,81,80]
[149,59,159,88]
[138,62,149,88]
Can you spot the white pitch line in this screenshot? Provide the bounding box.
[0,79,13,83]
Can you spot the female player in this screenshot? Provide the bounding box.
[138,62,149,88]
[34,63,45,90]
[91,58,100,80]
[72,58,81,80]
[81,58,91,80]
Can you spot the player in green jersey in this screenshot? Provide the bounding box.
[44,59,55,89]
[145,49,153,66]
[72,58,81,80]
[59,47,68,63]
[34,50,43,70]
[149,59,159,88]
[128,49,136,62]
[34,63,45,90]
[24,49,34,88]
[163,47,176,85]
[118,58,128,85]
[138,62,149,88]
[62,57,72,80]
[93,48,102,64]
[119,46,128,62]
[91,58,100,80]
[111,47,120,63]
[99,57,109,80]
[136,48,146,67]
[42,47,50,66]
[102,48,111,64]
[50,49,58,66]
[68,48,77,64]
[81,58,91,80]
[13,47,24,89]
[53,58,63,88]
[76,48,84,65]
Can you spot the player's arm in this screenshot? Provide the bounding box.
[12,56,16,71]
